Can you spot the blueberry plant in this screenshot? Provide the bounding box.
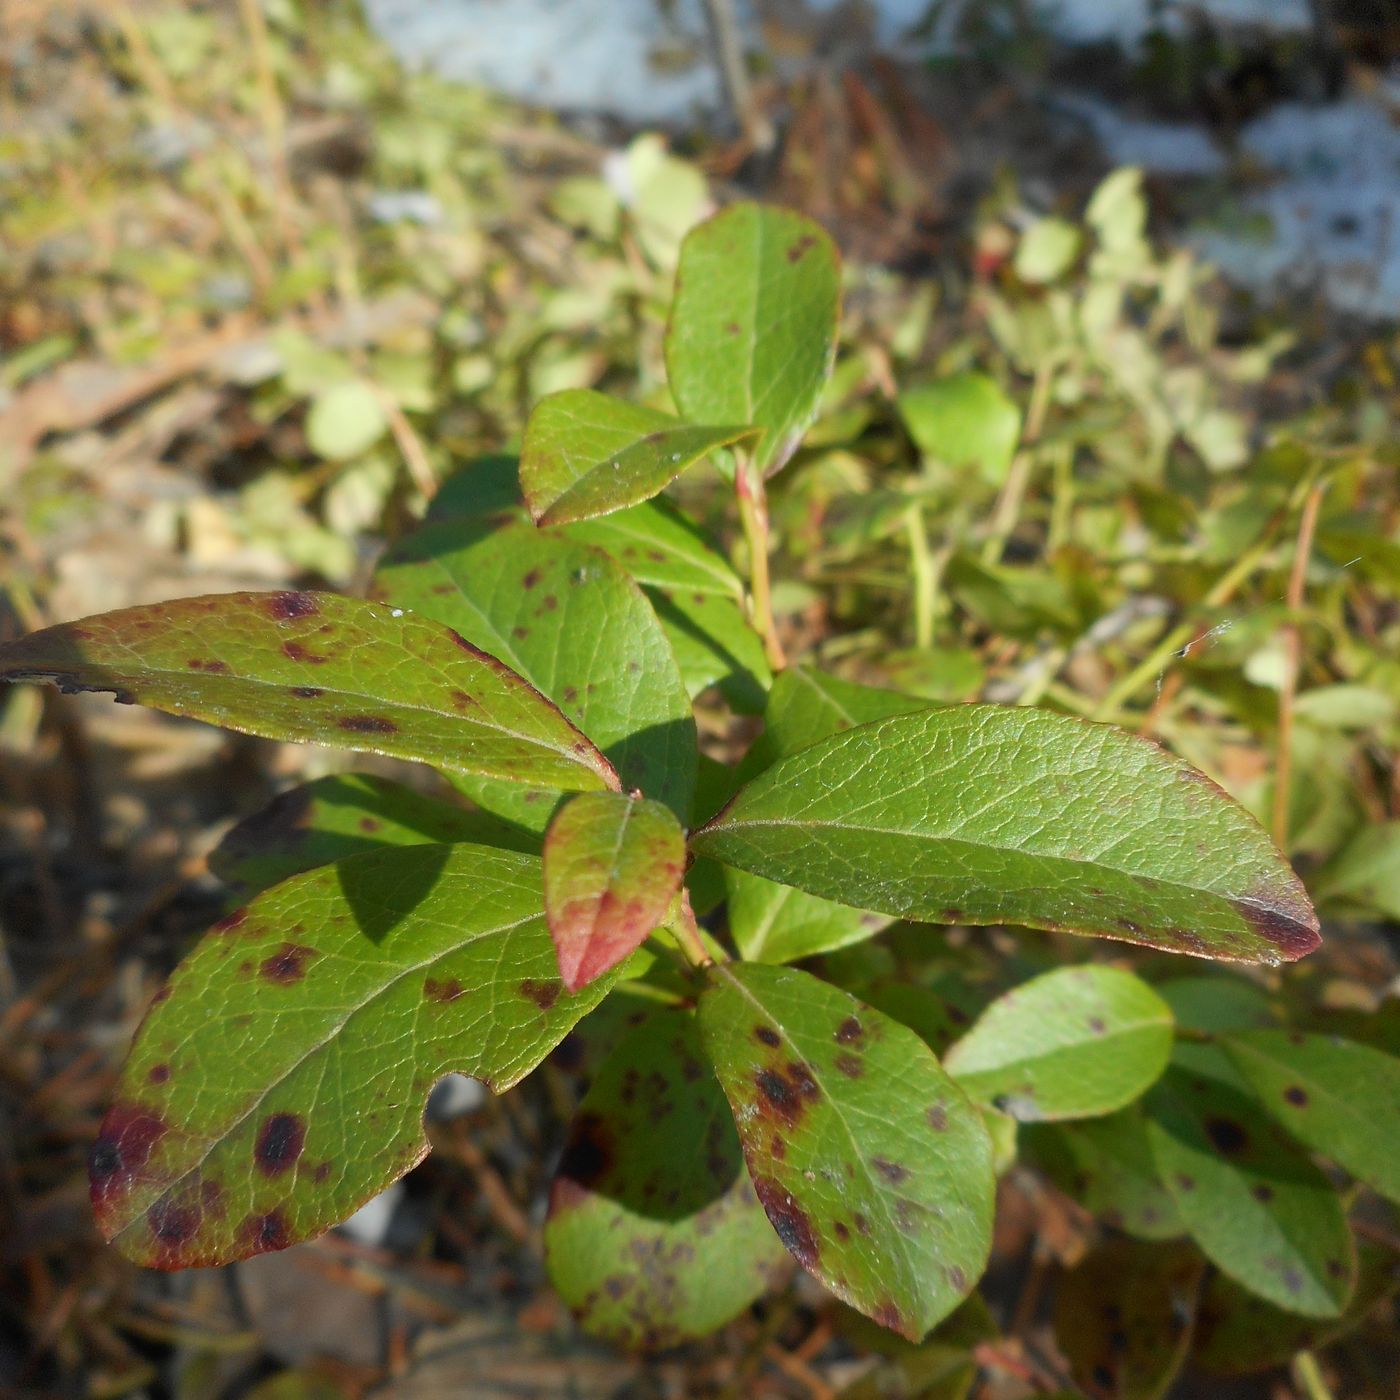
[1,203,1394,1371]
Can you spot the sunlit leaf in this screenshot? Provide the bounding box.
[944,966,1173,1121]
[91,844,615,1267]
[521,390,755,525]
[544,1012,788,1348]
[0,592,616,793]
[375,521,695,830]
[898,373,1021,484]
[698,963,994,1339]
[666,203,841,474]
[693,706,1319,965]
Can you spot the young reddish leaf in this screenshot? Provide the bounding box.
[374,522,695,832]
[544,1012,788,1348]
[697,963,995,1340]
[692,706,1319,966]
[665,203,841,475]
[1223,1030,1400,1204]
[1145,1045,1355,1317]
[209,773,537,899]
[1022,1107,1184,1240]
[90,843,615,1269]
[943,966,1174,1121]
[0,592,616,793]
[1053,1238,1206,1400]
[1192,1240,1400,1375]
[543,792,685,992]
[520,389,756,525]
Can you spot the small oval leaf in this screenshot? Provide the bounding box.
[543,792,685,992]
[698,963,994,1340]
[1224,1030,1400,1204]
[521,389,756,525]
[665,203,840,474]
[544,1011,788,1348]
[0,593,616,793]
[1145,1046,1355,1317]
[692,706,1319,965]
[943,966,1174,1121]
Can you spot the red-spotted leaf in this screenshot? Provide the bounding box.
[1054,1238,1206,1400]
[544,1011,788,1348]
[374,522,694,831]
[697,963,995,1340]
[91,843,615,1268]
[521,389,756,525]
[1223,1030,1400,1204]
[692,706,1319,965]
[1145,1045,1355,1317]
[0,592,616,793]
[666,203,841,475]
[543,792,685,992]
[210,773,536,898]
[943,966,1173,1121]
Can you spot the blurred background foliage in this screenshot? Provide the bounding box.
[1,1,1398,1397]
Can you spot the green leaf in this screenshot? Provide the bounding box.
[897,373,1021,485]
[1224,1030,1400,1204]
[648,589,772,713]
[1154,975,1277,1034]
[543,792,685,991]
[697,963,994,1340]
[520,390,756,525]
[210,774,536,898]
[90,843,615,1267]
[374,522,695,831]
[304,379,388,460]
[749,664,931,772]
[666,203,841,475]
[726,667,926,962]
[1014,217,1082,285]
[1053,1238,1205,1400]
[726,870,893,965]
[1145,1046,1355,1317]
[1022,1107,1183,1240]
[544,1011,788,1348]
[562,497,743,600]
[0,592,617,794]
[943,966,1173,1121]
[1193,1240,1400,1375]
[692,706,1319,965]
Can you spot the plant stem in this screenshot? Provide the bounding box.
[1292,1351,1335,1400]
[904,502,937,650]
[737,461,788,671]
[1273,478,1327,848]
[983,358,1055,565]
[666,888,715,971]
